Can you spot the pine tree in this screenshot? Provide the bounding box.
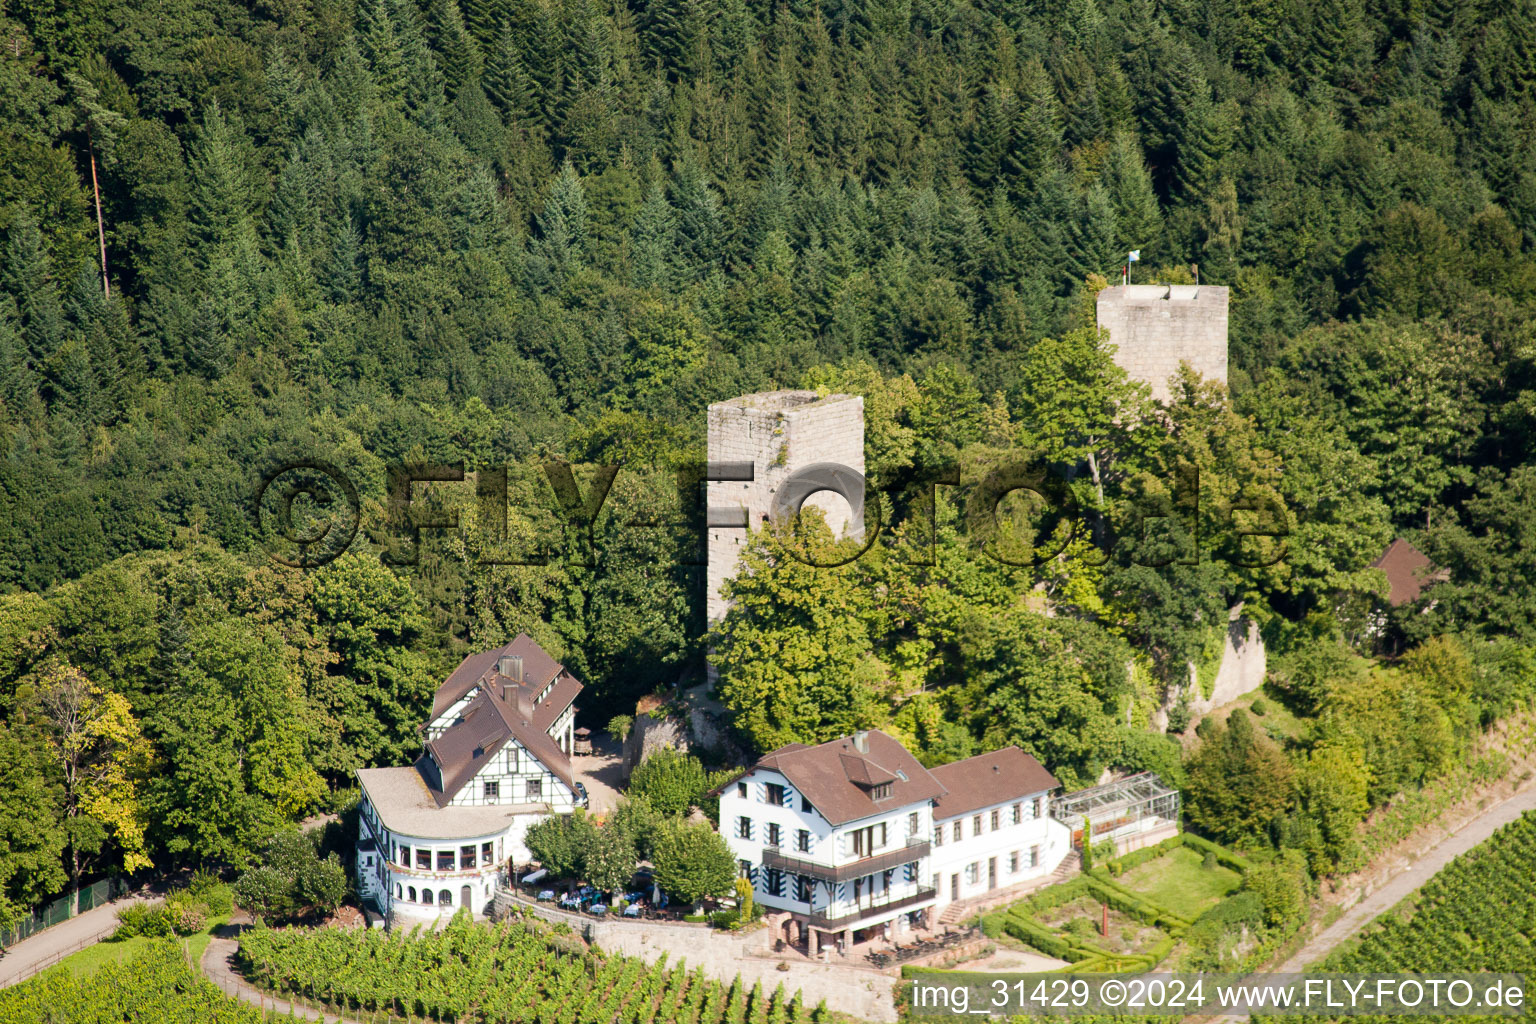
[424,0,482,99]
[0,296,36,412]
[395,0,448,127]
[186,298,228,379]
[3,208,67,367]
[641,0,704,80]
[483,26,538,126]
[1063,181,1118,283]
[358,0,410,108]
[535,160,590,280]
[1100,130,1162,259]
[1008,60,1063,196]
[630,182,676,288]
[187,103,264,347]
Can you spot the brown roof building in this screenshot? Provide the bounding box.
[355,634,586,927]
[929,747,1058,822]
[1371,538,1448,606]
[746,730,947,826]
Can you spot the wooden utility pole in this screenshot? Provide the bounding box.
[87,134,109,298]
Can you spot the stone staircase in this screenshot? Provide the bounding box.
[938,857,1079,926]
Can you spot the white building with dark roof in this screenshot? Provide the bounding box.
[716,730,1072,954]
[355,634,584,925]
[928,748,1071,912]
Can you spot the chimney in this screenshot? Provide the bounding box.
[497,653,524,682]
[851,731,868,753]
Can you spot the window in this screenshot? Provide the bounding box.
[482,841,494,866]
[991,809,1001,831]
[964,863,979,885]
[795,874,813,903]
[765,822,782,848]
[438,849,455,871]
[764,868,784,897]
[1030,845,1040,868]
[1033,796,1044,818]
[1012,802,1022,825]
[462,845,477,869]
[872,782,892,800]
[1009,851,1020,873]
[737,782,748,800]
[851,822,887,857]
[408,886,417,902]
[952,821,962,842]
[802,795,816,815]
[440,889,452,906]
[796,829,811,853]
[526,778,542,800]
[766,783,787,806]
[882,869,894,892]
[398,844,411,866]
[416,849,431,870]
[483,780,499,801]
[396,883,402,898]
[934,824,944,847]
[972,814,983,837]
[908,812,920,836]
[738,859,753,879]
[738,816,753,840]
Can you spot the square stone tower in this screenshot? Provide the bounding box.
[1095,284,1229,404]
[706,390,864,623]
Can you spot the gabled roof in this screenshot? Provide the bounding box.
[747,731,946,826]
[929,747,1058,821]
[429,633,575,723]
[418,635,582,807]
[1371,538,1447,606]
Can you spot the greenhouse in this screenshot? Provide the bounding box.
[1050,773,1181,851]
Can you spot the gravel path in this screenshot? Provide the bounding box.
[0,893,153,989]
[1276,785,1536,972]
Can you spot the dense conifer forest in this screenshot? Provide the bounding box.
[1,0,1535,924]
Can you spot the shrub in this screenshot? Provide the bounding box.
[1202,850,1218,870]
[1250,698,1269,716]
[1166,693,1193,734]
[187,870,233,916]
[113,902,175,940]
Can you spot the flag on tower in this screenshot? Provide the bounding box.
[1127,250,1141,262]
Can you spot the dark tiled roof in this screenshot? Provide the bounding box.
[929,747,1058,821]
[1371,538,1447,606]
[430,633,572,722]
[418,635,581,807]
[749,731,946,826]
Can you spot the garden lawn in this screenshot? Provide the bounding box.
[55,916,228,979]
[1118,847,1240,918]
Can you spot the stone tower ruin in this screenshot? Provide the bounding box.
[705,390,865,623]
[1095,284,1229,404]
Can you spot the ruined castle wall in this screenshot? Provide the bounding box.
[705,391,864,623]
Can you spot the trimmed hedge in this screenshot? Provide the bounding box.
[1104,835,1185,875]
[1180,833,1255,873]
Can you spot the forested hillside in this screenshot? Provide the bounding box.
[2,0,1536,923]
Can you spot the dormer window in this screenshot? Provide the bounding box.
[872,782,893,800]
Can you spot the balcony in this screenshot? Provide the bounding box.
[763,837,930,884]
[807,886,937,929]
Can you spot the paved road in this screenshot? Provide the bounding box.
[1276,785,1536,972]
[201,936,360,1023]
[0,893,153,989]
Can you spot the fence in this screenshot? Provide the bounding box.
[0,877,129,949]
